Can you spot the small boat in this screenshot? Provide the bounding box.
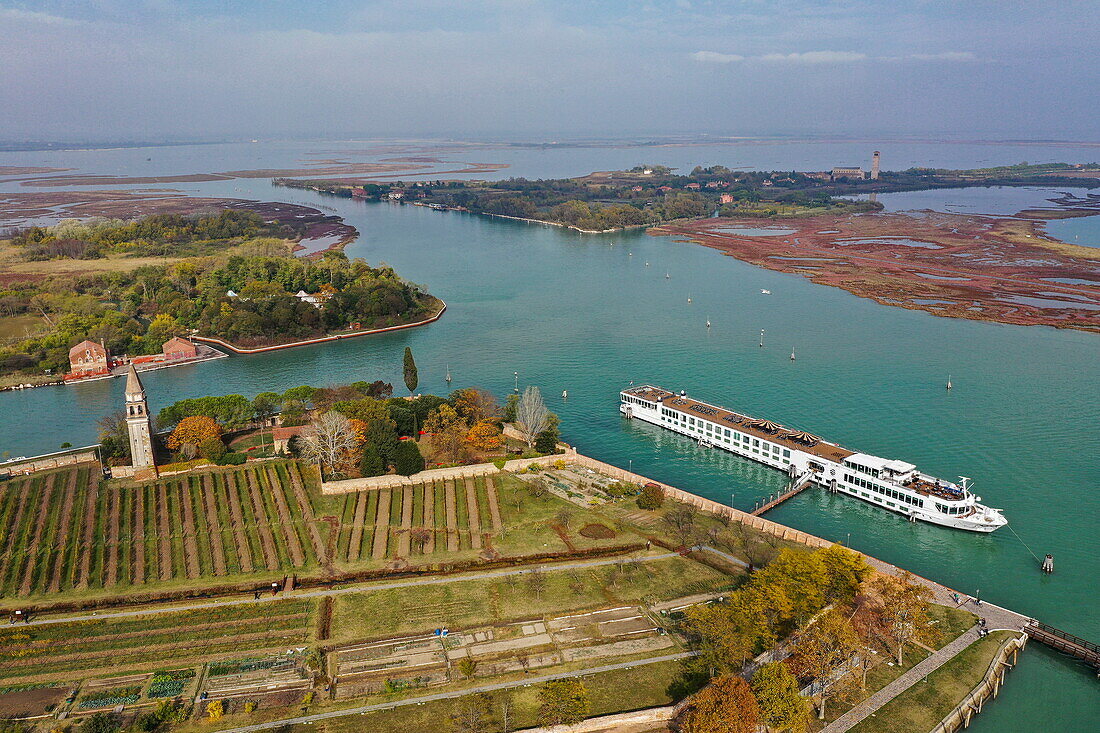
[761,289,772,295]
[665,272,670,279]
[562,390,568,399]
[946,375,952,390]
[759,329,765,348]
[687,297,693,303]
[706,318,711,329]
[790,348,796,361]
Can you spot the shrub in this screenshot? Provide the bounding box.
[197,437,227,461]
[214,452,246,466]
[492,457,507,470]
[360,444,385,477]
[206,701,223,721]
[636,483,665,510]
[244,702,257,714]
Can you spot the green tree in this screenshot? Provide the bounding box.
[537,678,590,726]
[80,712,121,733]
[636,483,664,510]
[360,444,386,477]
[680,676,760,733]
[403,346,418,395]
[818,544,871,604]
[394,439,425,476]
[197,436,227,461]
[252,391,281,450]
[751,662,809,733]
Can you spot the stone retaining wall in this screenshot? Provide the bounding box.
[1,447,99,476]
[929,633,1028,733]
[516,705,679,732]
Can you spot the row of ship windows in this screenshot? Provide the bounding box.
[624,395,654,408]
[844,473,925,508]
[843,460,881,479]
[935,503,970,516]
[661,411,792,460]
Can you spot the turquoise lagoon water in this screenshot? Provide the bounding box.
[0,140,1098,728]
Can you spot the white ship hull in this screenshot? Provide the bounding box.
[620,387,1006,534]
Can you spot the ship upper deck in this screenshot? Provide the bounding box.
[623,386,855,464]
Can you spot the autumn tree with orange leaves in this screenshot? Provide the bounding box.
[167,416,222,458]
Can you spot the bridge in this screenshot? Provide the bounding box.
[1024,621,1100,674]
[751,469,816,516]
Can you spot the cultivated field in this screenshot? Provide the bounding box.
[0,599,317,687]
[0,461,326,601]
[0,463,643,604]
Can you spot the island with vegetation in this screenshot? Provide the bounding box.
[0,211,440,386]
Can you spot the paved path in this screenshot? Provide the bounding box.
[822,556,1030,732]
[220,651,695,733]
[19,552,683,628]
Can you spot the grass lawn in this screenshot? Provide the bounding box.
[813,603,977,730]
[0,313,47,340]
[849,631,1019,733]
[329,554,737,643]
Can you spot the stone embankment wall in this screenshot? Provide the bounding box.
[1,447,99,476]
[929,633,1028,733]
[515,704,680,732]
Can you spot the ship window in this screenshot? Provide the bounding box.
[886,501,895,508]
[753,439,760,447]
[783,449,790,458]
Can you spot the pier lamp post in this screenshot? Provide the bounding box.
[514,371,519,394]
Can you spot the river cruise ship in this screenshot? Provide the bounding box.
[620,385,1007,533]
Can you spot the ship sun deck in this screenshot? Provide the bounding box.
[624,386,854,464]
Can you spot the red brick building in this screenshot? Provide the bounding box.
[67,340,109,378]
[162,337,198,361]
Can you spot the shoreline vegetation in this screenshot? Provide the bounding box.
[0,212,441,387]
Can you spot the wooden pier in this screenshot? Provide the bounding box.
[751,471,815,516]
[1024,621,1100,673]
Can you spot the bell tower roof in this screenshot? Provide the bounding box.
[125,364,145,397]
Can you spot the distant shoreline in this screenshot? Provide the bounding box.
[190,299,447,354]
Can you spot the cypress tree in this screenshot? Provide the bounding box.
[403,346,418,395]
[360,444,385,477]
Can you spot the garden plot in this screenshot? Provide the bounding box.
[518,465,624,506]
[202,654,312,702]
[0,461,328,601]
[0,686,69,719]
[331,635,450,697]
[332,604,674,697]
[0,600,316,688]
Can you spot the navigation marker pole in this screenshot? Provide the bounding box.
[759,329,765,348]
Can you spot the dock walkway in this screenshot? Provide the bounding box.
[751,469,815,516]
[1023,621,1100,673]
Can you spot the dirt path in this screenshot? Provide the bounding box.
[75,478,101,588]
[371,489,391,560]
[47,471,80,593]
[156,483,173,581]
[444,481,459,552]
[264,467,305,566]
[288,463,327,564]
[225,474,254,573]
[201,475,228,576]
[464,478,482,550]
[485,476,504,534]
[103,486,121,587]
[178,481,201,579]
[132,486,146,585]
[397,486,414,558]
[18,473,56,595]
[423,483,435,554]
[347,491,367,563]
[245,470,280,571]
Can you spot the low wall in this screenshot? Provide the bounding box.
[929,633,1028,733]
[320,448,576,495]
[1,446,98,476]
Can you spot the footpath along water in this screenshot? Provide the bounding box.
[0,140,1098,729]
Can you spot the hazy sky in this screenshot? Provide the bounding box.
[2,0,1097,142]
